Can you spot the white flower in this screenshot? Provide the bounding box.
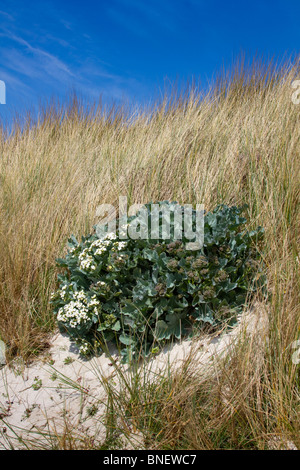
[57,301,89,327]
[56,290,100,328]
[78,248,97,272]
[73,290,86,301]
[105,232,117,240]
[94,246,107,256]
[50,291,56,300]
[118,241,127,249]
[59,284,69,300]
[89,295,100,307]
[79,341,90,355]
[111,241,127,252]
[90,235,115,257]
[76,235,127,271]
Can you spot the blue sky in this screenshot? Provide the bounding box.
[0,0,299,125]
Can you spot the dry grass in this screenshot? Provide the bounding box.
[0,56,299,449]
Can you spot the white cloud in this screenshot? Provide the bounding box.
[1,31,74,79]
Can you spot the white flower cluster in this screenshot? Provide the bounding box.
[78,340,90,356]
[50,284,71,302]
[57,290,100,329]
[50,291,56,301]
[93,280,111,292]
[78,248,97,272]
[111,241,127,252]
[91,235,114,256]
[77,233,127,272]
[59,284,68,301]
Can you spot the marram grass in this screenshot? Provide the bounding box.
[0,57,299,449]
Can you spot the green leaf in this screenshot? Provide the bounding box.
[154,312,186,340]
[111,320,121,332]
[154,320,169,340]
[142,248,158,262]
[223,281,238,292]
[166,273,176,289]
[119,334,135,346]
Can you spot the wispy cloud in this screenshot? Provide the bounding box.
[0,69,32,95]
[0,28,138,107]
[0,9,14,21]
[0,1,149,113]
[0,31,74,79]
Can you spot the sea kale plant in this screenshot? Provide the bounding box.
[50,202,266,362]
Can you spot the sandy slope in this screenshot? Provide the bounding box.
[0,304,268,449]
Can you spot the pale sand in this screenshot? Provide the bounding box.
[0,303,269,449]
